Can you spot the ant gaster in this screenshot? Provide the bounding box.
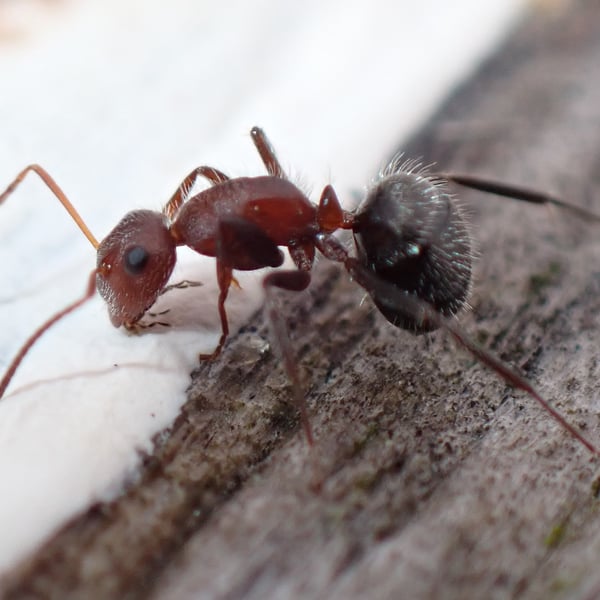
[1,127,599,454]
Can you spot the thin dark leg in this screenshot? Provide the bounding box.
[343,255,600,458]
[313,229,600,456]
[250,127,287,179]
[163,166,230,220]
[124,281,204,331]
[159,280,204,296]
[435,172,600,222]
[263,270,313,444]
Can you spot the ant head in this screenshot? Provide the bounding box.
[352,171,472,333]
[96,210,177,327]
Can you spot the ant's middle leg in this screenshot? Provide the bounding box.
[250,126,287,179]
[163,166,230,220]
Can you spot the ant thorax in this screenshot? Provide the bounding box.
[170,176,318,255]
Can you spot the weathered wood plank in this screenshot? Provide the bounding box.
[3,1,600,598]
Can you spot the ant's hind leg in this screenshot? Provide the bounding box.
[250,127,287,179]
[263,270,313,444]
[435,172,600,222]
[342,257,600,457]
[163,166,230,219]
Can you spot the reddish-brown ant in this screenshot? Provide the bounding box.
[1,127,599,455]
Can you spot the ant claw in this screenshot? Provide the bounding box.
[124,320,171,334]
[198,347,224,362]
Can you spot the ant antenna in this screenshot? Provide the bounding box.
[0,166,100,398]
[0,164,99,249]
[0,271,97,398]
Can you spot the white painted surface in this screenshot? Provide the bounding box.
[0,0,526,575]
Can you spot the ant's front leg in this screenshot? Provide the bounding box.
[159,279,204,296]
[163,166,230,220]
[124,281,205,332]
[200,216,285,361]
[124,316,171,333]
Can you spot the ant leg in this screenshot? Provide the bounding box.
[263,270,313,444]
[0,164,99,248]
[125,318,171,332]
[163,166,230,220]
[199,261,233,361]
[435,172,600,222]
[0,270,97,399]
[314,232,600,456]
[347,256,600,457]
[218,216,284,270]
[289,241,315,271]
[159,279,203,296]
[200,217,285,360]
[124,282,204,332]
[250,127,287,179]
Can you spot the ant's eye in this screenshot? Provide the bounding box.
[124,245,150,275]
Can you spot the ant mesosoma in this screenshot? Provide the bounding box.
[1,127,599,454]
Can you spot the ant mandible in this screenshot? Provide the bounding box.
[1,127,599,454]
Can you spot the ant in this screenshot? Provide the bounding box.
[1,127,599,454]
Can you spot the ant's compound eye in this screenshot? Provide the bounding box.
[124,245,150,275]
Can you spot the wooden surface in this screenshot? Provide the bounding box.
[3,1,600,598]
